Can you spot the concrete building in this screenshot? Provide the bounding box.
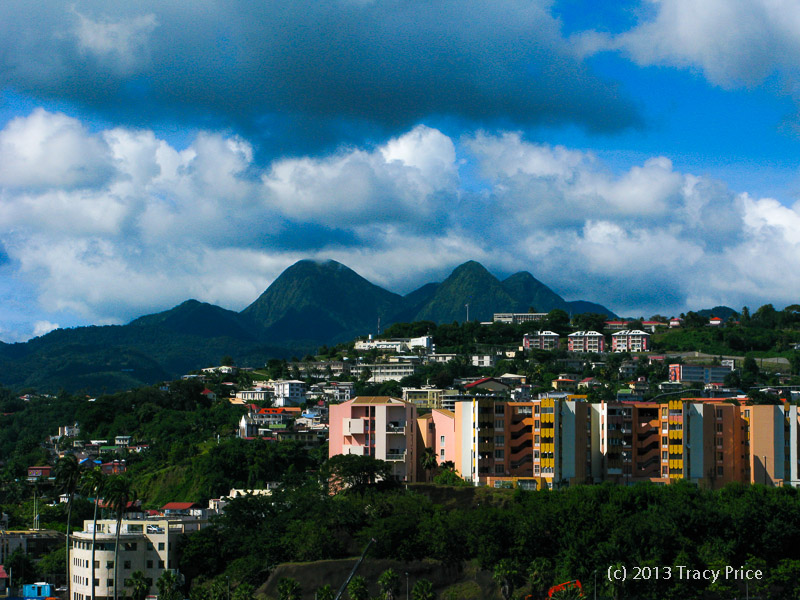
[523,331,560,351]
[668,364,733,384]
[454,397,595,488]
[329,397,418,482]
[611,330,651,352]
[493,313,548,324]
[69,516,207,600]
[402,387,444,410]
[567,331,605,353]
[272,380,306,406]
[350,363,419,384]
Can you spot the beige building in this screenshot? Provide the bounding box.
[70,516,207,600]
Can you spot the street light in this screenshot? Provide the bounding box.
[405,572,409,600]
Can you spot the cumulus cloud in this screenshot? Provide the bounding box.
[580,0,800,94]
[2,109,800,338]
[0,0,638,153]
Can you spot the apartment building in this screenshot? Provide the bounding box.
[70,516,207,600]
[272,380,307,406]
[523,331,560,351]
[493,312,548,324]
[611,330,651,352]
[454,397,594,488]
[403,387,444,410]
[329,397,418,482]
[417,409,456,466]
[567,331,605,353]
[668,364,733,384]
[349,363,419,384]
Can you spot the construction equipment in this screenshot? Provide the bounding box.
[333,538,376,600]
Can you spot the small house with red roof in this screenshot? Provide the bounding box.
[463,377,510,393]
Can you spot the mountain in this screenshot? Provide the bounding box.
[0,258,617,392]
[241,259,403,343]
[412,261,519,323]
[501,272,567,313]
[697,306,738,321]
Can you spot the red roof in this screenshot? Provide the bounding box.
[258,408,285,414]
[201,388,215,395]
[465,377,493,389]
[161,502,199,510]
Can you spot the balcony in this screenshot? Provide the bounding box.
[385,450,407,461]
[386,421,406,433]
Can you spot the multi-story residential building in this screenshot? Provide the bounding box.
[611,330,651,352]
[418,409,456,466]
[402,387,444,410]
[523,331,560,351]
[668,364,733,384]
[329,397,418,482]
[238,407,293,438]
[567,331,605,353]
[454,397,595,489]
[70,516,207,600]
[426,353,457,364]
[235,388,272,403]
[350,363,419,384]
[272,380,306,406]
[470,354,498,368]
[354,335,433,353]
[493,313,548,324]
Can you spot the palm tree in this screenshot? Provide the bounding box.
[104,475,137,600]
[315,584,335,600]
[493,559,523,600]
[378,569,400,600]
[347,576,369,600]
[80,468,105,600]
[421,447,437,482]
[55,454,81,600]
[527,557,553,600]
[128,571,149,600]
[156,570,181,600]
[411,579,436,600]
[277,577,301,600]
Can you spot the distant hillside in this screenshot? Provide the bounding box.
[0,258,617,392]
[242,259,404,343]
[697,306,739,321]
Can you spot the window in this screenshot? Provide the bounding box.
[107,580,113,587]
[494,419,504,428]
[495,404,505,414]
[534,405,540,414]
[440,449,445,458]
[535,435,540,444]
[124,561,131,570]
[717,452,724,461]
[93,580,99,587]
[495,465,505,474]
[158,542,165,551]
[146,560,153,569]
[662,451,668,460]
[717,466,724,476]
[94,561,99,569]
[716,408,723,418]
[440,435,445,445]
[158,561,164,569]
[716,423,723,433]
[495,435,504,444]
[495,449,504,459]
[106,561,114,569]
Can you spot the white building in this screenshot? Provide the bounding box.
[272,380,307,406]
[70,516,207,600]
[354,335,433,353]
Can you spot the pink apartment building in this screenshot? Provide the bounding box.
[329,396,418,482]
[611,330,651,352]
[567,331,605,353]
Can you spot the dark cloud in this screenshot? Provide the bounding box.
[0,0,640,156]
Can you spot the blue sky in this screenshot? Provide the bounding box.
[2,0,800,341]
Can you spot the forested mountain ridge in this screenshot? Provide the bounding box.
[0,259,616,392]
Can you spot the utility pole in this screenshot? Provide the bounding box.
[465,303,469,322]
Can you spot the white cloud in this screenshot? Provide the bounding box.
[3,111,800,335]
[582,0,800,91]
[263,125,458,226]
[33,320,59,337]
[0,109,113,190]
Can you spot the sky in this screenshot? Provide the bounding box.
[2,0,800,341]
